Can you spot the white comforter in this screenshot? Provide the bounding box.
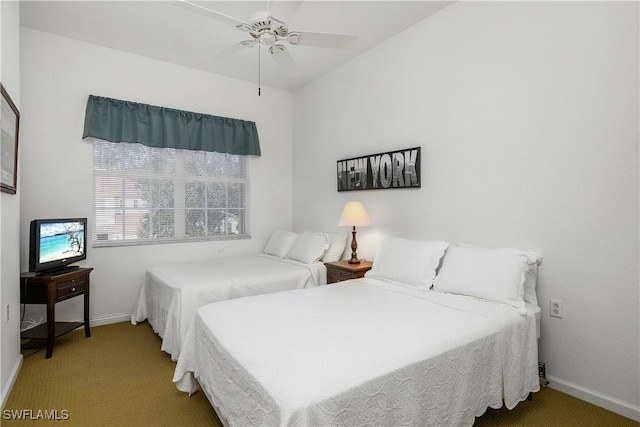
[131,254,325,361]
[174,278,539,427]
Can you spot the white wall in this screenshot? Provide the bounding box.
[0,0,22,409]
[19,28,293,325]
[293,1,639,420]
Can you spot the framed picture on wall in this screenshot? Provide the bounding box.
[1,83,20,194]
[337,147,421,192]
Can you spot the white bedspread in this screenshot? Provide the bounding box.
[131,254,325,361]
[173,278,539,427]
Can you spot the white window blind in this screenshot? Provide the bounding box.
[93,140,248,246]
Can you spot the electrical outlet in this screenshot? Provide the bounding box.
[550,299,563,318]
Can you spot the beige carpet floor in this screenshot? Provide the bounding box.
[3,321,637,426]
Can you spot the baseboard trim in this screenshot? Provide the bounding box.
[58,313,131,327]
[1,354,23,410]
[547,375,640,422]
[90,313,131,327]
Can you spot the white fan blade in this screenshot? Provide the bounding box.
[209,42,250,63]
[293,31,356,49]
[269,0,303,23]
[269,45,297,72]
[174,0,249,27]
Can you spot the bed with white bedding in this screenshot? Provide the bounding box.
[174,279,539,426]
[131,254,325,361]
[173,237,542,426]
[132,230,345,361]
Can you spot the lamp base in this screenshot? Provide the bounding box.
[348,227,361,264]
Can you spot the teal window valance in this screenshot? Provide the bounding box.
[82,95,261,156]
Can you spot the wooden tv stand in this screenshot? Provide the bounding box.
[20,267,93,358]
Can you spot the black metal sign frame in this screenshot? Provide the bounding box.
[336,147,421,192]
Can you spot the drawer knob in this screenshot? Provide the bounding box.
[71,287,76,292]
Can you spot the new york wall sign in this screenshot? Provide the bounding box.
[337,147,421,192]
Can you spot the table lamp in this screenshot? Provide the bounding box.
[338,201,370,264]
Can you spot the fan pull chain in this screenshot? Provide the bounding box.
[258,43,262,96]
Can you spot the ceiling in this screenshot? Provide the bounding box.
[20,1,453,92]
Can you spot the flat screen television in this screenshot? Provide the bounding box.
[29,218,87,275]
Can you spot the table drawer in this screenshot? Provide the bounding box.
[57,279,86,301]
[328,269,354,283]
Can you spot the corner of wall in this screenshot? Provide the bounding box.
[1,0,22,407]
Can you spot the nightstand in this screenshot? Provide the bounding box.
[324,260,373,284]
[20,267,93,358]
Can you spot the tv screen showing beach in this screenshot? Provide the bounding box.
[39,221,85,263]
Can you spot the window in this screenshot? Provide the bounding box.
[93,140,248,246]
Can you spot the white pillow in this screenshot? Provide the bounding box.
[433,246,529,314]
[456,243,542,306]
[364,236,449,290]
[321,232,348,262]
[287,232,330,264]
[263,230,299,258]
[522,262,540,306]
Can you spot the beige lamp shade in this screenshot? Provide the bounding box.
[338,201,370,227]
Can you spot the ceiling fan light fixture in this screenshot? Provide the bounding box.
[287,32,300,45]
[178,0,357,96]
[260,32,277,46]
[269,44,286,54]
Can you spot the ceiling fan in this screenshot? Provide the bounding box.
[175,0,357,94]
